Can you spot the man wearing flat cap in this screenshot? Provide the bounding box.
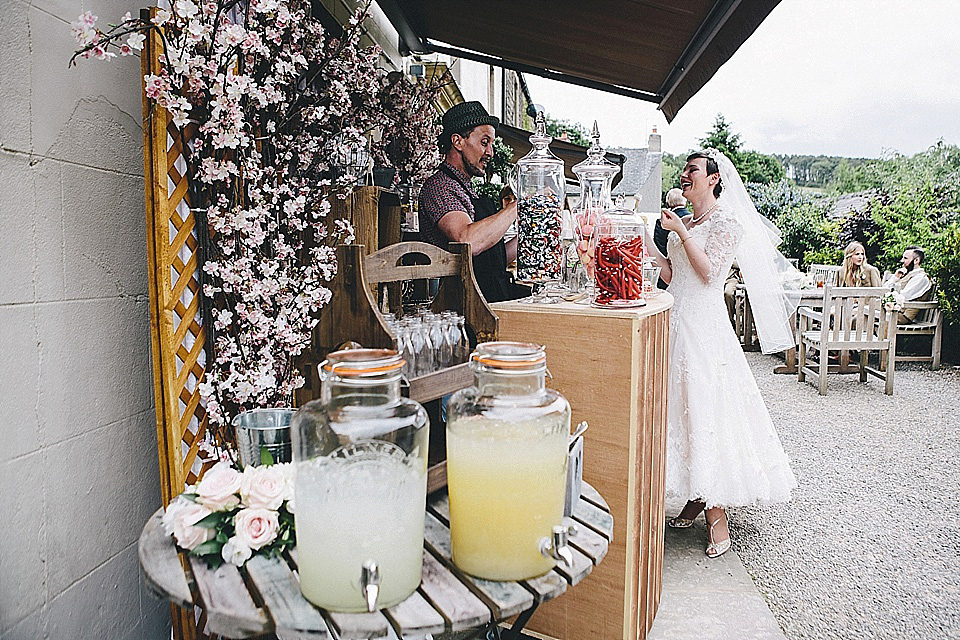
[419,101,530,302]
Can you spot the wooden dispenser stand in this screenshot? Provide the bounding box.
[297,241,498,492]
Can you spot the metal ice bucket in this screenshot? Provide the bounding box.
[232,408,295,468]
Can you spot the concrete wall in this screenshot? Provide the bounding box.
[0,1,169,639]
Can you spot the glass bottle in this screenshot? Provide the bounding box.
[510,113,566,282]
[592,198,647,307]
[572,122,620,282]
[446,342,571,580]
[291,349,429,612]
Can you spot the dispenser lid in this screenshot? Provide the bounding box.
[572,121,621,180]
[321,349,405,380]
[471,341,547,373]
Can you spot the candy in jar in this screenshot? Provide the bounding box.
[511,113,566,282]
[592,200,647,307]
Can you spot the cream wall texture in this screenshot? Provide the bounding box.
[0,1,169,638]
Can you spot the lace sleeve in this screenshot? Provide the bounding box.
[701,210,743,283]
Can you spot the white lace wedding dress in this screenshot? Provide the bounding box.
[665,204,797,507]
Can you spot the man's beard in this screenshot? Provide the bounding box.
[905,260,916,273]
[461,151,486,178]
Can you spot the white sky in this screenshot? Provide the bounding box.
[524,0,960,159]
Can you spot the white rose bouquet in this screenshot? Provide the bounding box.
[881,290,906,312]
[161,461,296,568]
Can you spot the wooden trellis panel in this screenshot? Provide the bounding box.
[141,10,210,510]
[140,9,209,640]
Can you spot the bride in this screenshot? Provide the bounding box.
[647,149,797,558]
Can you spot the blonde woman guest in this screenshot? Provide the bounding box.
[840,242,881,287]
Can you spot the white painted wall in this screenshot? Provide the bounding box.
[0,1,169,638]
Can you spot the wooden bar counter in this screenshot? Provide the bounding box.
[490,293,673,640]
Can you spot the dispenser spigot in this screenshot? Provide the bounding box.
[360,560,380,612]
[539,525,574,568]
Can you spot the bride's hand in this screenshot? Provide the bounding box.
[661,208,686,233]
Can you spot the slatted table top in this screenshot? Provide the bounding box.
[139,483,612,639]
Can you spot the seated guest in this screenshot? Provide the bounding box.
[883,246,932,323]
[840,241,881,287]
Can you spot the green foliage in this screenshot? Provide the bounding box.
[544,113,591,147]
[471,179,505,205]
[661,153,685,198]
[803,246,844,267]
[774,154,872,189]
[774,201,839,270]
[928,222,960,322]
[486,137,514,182]
[698,114,784,185]
[739,150,785,184]
[470,136,515,207]
[837,207,883,262]
[746,180,816,223]
[699,114,742,159]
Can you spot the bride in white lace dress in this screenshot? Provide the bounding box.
[648,150,797,558]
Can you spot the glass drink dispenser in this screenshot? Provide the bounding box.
[291,349,428,612]
[446,342,572,580]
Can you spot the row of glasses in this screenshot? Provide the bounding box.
[384,311,470,378]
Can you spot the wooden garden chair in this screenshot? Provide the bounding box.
[798,285,896,395]
[881,279,943,370]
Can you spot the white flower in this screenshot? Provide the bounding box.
[152,9,171,25]
[240,464,287,510]
[126,32,146,51]
[195,461,242,510]
[221,536,253,567]
[234,508,279,550]
[162,497,214,551]
[174,0,199,19]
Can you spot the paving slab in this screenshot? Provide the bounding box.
[648,500,787,640]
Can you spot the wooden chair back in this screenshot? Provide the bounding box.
[809,264,842,287]
[818,285,892,348]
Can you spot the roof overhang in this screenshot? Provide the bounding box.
[377,0,781,122]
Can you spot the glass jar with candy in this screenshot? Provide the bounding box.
[572,122,620,284]
[510,113,566,283]
[592,199,647,307]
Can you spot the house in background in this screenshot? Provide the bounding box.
[610,127,664,219]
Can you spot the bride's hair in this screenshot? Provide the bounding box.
[687,152,722,197]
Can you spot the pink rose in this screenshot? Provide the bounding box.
[240,465,286,510]
[195,462,242,510]
[233,508,279,550]
[162,498,214,551]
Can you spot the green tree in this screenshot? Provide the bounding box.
[544,113,591,147]
[698,114,742,159]
[698,114,783,184]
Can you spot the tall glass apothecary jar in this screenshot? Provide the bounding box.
[592,200,647,307]
[291,349,428,612]
[572,122,621,281]
[511,113,566,282]
[446,342,571,581]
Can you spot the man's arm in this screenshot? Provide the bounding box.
[437,200,518,256]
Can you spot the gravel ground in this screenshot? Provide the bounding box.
[728,353,960,640]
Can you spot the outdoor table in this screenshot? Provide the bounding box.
[738,287,835,374]
[490,294,671,640]
[138,482,612,639]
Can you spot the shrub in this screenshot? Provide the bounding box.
[774,201,838,270]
